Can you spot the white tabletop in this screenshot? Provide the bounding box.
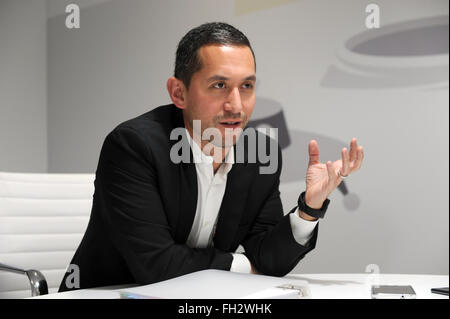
[284,273,449,299]
[31,273,449,299]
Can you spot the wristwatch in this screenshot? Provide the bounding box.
[297,191,330,219]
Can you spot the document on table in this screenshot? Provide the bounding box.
[118,269,310,299]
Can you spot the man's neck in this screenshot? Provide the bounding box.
[185,125,230,175]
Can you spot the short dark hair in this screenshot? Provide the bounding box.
[174,22,256,89]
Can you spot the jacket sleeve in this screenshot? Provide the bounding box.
[241,144,319,277]
[95,125,232,285]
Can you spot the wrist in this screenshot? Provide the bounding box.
[304,192,324,209]
[250,263,259,275]
[298,209,319,221]
[297,191,330,219]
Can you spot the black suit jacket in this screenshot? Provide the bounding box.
[59,104,318,292]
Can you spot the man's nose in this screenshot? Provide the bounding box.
[224,87,243,114]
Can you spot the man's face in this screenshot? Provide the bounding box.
[183,44,256,148]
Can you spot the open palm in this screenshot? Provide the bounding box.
[304,138,364,209]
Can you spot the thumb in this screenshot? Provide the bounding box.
[308,140,320,165]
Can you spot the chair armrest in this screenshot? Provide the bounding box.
[0,263,48,296]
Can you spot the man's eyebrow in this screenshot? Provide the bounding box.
[206,75,256,82]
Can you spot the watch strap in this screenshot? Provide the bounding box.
[297,191,330,219]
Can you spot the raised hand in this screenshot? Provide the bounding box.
[303,138,364,211]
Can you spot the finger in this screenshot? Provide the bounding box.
[308,140,320,165]
[326,161,338,185]
[355,146,364,170]
[340,147,350,176]
[349,138,358,162]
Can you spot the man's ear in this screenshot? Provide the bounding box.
[167,77,187,109]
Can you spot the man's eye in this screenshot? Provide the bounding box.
[242,83,254,89]
[213,82,226,89]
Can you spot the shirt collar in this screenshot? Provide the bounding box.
[184,128,234,175]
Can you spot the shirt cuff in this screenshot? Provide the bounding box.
[289,208,319,246]
[230,253,252,273]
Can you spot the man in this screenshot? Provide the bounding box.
[59,22,363,291]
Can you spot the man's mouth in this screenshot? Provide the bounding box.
[219,121,242,128]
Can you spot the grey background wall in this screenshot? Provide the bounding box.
[1,0,448,275]
[0,0,47,172]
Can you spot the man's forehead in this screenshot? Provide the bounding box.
[198,44,255,69]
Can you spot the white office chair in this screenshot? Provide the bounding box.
[0,171,94,298]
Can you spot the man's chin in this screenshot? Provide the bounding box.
[207,139,237,149]
[222,127,244,147]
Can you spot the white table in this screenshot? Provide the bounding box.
[31,273,448,299]
[283,273,449,299]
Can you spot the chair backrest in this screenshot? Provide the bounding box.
[0,171,94,298]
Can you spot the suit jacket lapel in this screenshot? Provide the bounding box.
[175,161,197,243]
[169,106,198,244]
[213,139,255,251]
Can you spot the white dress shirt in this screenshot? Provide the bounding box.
[185,129,318,273]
